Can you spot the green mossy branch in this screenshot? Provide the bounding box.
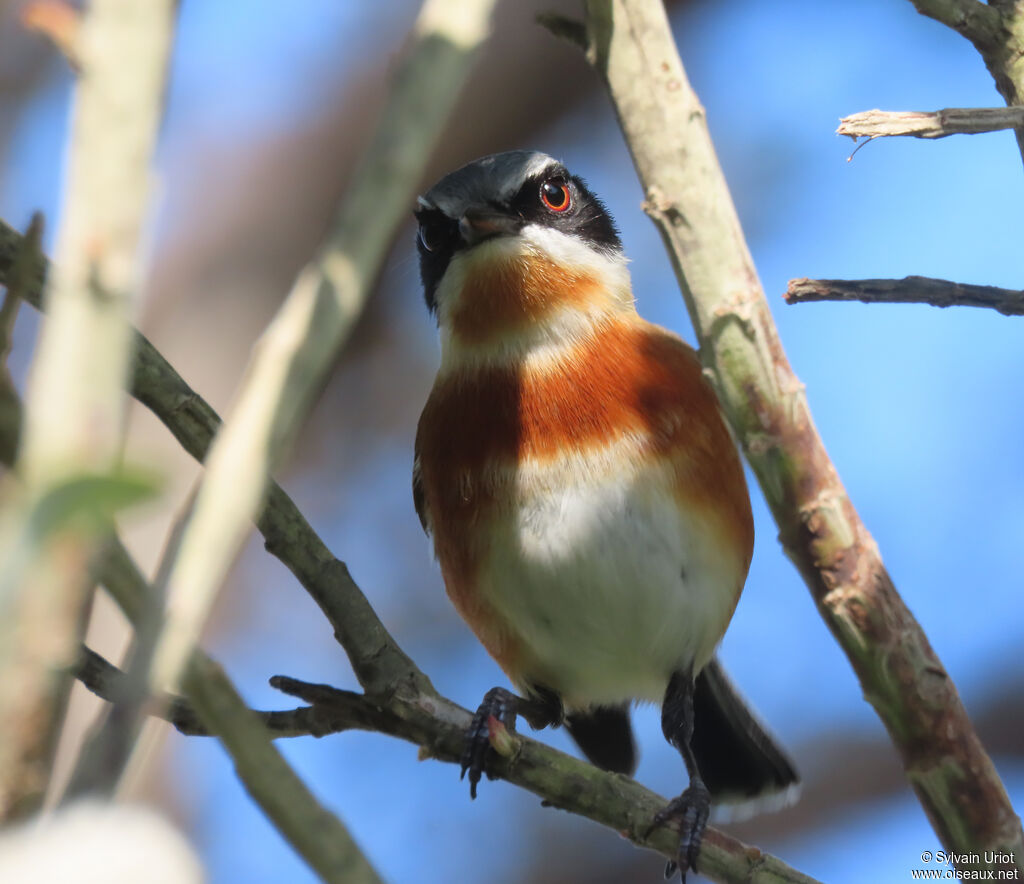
[545,0,1024,875]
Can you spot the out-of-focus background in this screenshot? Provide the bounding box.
[2,0,1022,881]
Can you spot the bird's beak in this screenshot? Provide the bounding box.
[458,208,520,247]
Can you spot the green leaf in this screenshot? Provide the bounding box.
[28,468,160,540]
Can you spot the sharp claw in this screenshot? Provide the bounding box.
[460,687,518,800]
[648,782,710,880]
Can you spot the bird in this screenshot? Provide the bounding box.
[411,150,798,879]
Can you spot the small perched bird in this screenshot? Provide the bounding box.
[412,151,797,879]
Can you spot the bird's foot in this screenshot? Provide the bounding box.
[645,781,711,881]
[460,686,518,799]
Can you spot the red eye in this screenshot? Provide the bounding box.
[540,179,571,212]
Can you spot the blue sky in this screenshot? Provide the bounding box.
[2,1,1021,882]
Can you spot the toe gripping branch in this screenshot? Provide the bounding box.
[460,685,563,799]
[647,780,711,881]
[647,670,710,882]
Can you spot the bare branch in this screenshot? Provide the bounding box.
[267,676,823,884]
[182,657,387,884]
[906,0,1024,164]
[0,219,820,884]
[75,648,824,884]
[0,346,385,881]
[906,0,1001,40]
[91,539,386,884]
[569,0,1024,875]
[838,106,1024,139]
[786,276,1024,316]
[76,646,208,737]
[75,646,373,739]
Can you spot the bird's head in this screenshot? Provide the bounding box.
[414,151,633,362]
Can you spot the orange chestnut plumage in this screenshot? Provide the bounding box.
[413,152,796,880]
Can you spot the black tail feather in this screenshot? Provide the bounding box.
[692,657,799,804]
[566,704,637,775]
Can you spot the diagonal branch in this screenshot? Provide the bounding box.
[838,106,1024,139]
[92,539,386,884]
[786,276,1024,316]
[0,369,385,883]
[0,214,427,701]
[547,0,1024,876]
[72,646,822,884]
[0,220,819,884]
[147,0,501,748]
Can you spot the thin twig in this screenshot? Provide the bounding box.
[0,0,174,822]
[75,646,369,739]
[558,0,1024,875]
[76,646,207,736]
[786,276,1024,316]
[838,106,1024,139]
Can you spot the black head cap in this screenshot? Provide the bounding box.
[414,151,621,313]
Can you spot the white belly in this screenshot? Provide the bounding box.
[479,450,741,709]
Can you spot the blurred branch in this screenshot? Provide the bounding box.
[90,538,386,884]
[907,0,1024,163]
[0,223,818,883]
[77,646,207,736]
[546,0,1024,876]
[183,658,386,884]
[0,348,383,884]
[838,106,1024,139]
[786,276,1024,316]
[0,0,174,822]
[63,497,190,800]
[0,214,40,467]
[17,0,171,490]
[0,214,425,699]
[145,0,501,754]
